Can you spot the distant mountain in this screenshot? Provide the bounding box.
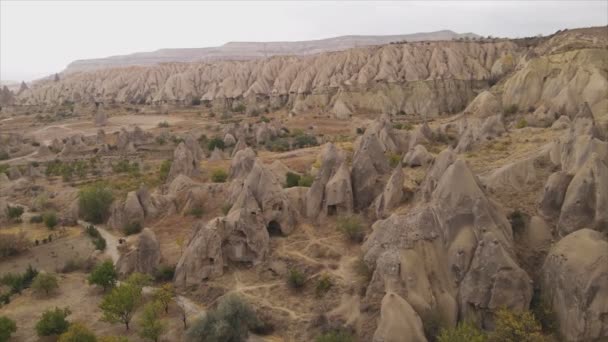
[64,30,480,73]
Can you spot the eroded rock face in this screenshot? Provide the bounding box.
[373,292,428,342]
[94,110,108,127]
[463,91,501,118]
[373,164,405,219]
[174,220,224,287]
[306,143,346,219]
[324,162,354,216]
[351,133,390,210]
[116,228,161,276]
[541,229,608,341]
[557,153,608,235]
[455,114,505,153]
[229,148,256,180]
[403,144,433,167]
[167,142,200,182]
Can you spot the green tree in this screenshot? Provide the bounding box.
[58,322,97,342]
[32,272,59,296]
[35,307,71,337]
[124,272,152,290]
[285,172,301,188]
[98,336,130,342]
[488,308,546,342]
[88,260,117,291]
[78,184,113,223]
[99,284,142,331]
[139,301,164,342]
[438,321,486,342]
[43,211,59,229]
[207,137,225,151]
[153,284,175,314]
[187,295,259,342]
[0,316,17,342]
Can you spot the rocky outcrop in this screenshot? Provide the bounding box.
[174,220,224,287]
[557,153,608,235]
[167,141,201,182]
[323,162,354,216]
[373,292,427,342]
[229,148,256,180]
[107,191,145,230]
[419,147,456,201]
[538,171,572,220]
[455,114,505,153]
[463,91,501,118]
[351,134,390,210]
[94,109,108,127]
[306,143,346,219]
[541,229,608,341]
[373,164,404,219]
[116,228,161,276]
[403,144,433,167]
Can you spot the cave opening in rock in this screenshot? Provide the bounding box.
[327,205,337,216]
[267,220,283,236]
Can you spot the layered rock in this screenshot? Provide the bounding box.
[351,133,390,210]
[541,229,608,341]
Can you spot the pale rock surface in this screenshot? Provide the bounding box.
[373,164,405,219]
[403,144,433,167]
[373,292,427,342]
[116,228,161,276]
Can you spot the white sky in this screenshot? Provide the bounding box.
[1,0,607,81]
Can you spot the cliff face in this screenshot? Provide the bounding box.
[19,40,519,116]
[63,30,480,73]
[16,27,608,122]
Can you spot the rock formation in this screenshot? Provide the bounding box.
[351,133,390,210]
[116,228,161,276]
[372,163,405,219]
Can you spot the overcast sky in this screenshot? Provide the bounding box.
[1,1,607,81]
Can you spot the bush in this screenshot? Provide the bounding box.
[112,160,139,174]
[0,232,30,258]
[154,265,175,282]
[285,172,301,188]
[43,211,59,229]
[35,307,71,337]
[488,308,546,342]
[293,134,318,148]
[157,121,169,128]
[504,104,519,115]
[316,329,355,342]
[207,137,225,151]
[6,205,24,220]
[0,151,9,161]
[0,316,17,342]
[221,203,232,215]
[32,273,59,296]
[30,215,43,223]
[530,289,558,335]
[387,152,401,168]
[287,268,306,289]
[516,118,528,129]
[58,323,96,342]
[508,210,526,236]
[85,225,102,238]
[298,174,314,187]
[159,160,172,182]
[88,260,117,291]
[78,184,113,224]
[211,169,228,183]
[191,98,201,106]
[187,294,259,342]
[189,206,204,218]
[356,128,365,135]
[260,115,270,123]
[437,321,486,342]
[233,104,247,113]
[354,256,373,283]
[337,216,364,243]
[93,237,107,251]
[315,274,332,297]
[123,222,143,236]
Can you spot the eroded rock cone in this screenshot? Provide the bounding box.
[209,147,224,161]
[167,142,200,182]
[231,138,248,158]
[373,163,404,219]
[223,133,236,147]
[116,228,161,276]
[463,91,501,119]
[94,110,108,127]
[538,171,572,220]
[107,191,145,230]
[324,161,354,216]
[541,229,608,341]
[174,220,224,287]
[373,292,428,342]
[403,144,433,167]
[351,133,390,210]
[228,147,256,180]
[557,153,608,235]
[306,143,345,219]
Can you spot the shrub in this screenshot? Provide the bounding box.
[155,136,166,145]
[516,118,528,129]
[100,283,142,331]
[285,172,301,188]
[112,160,139,174]
[6,205,24,220]
[58,323,96,342]
[88,260,117,291]
[337,215,365,243]
[211,169,228,183]
[125,273,152,291]
[266,138,290,152]
[287,268,306,289]
[508,210,526,236]
[43,211,59,229]
[78,184,113,224]
[191,98,201,106]
[354,256,373,283]
[316,329,355,342]
[85,225,102,238]
[260,115,270,123]
[298,174,314,187]
[35,307,71,337]
[60,258,89,273]
[98,336,130,342]
[187,294,259,342]
[0,151,9,161]
[387,152,401,168]
[154,265,175,282]
[293,134,318,148]
[530,289,558,335]
[189,206,204,218]
[0,232,30,258]
[159,160,172,182]
[0,164,8,175]
[437,321,486,342]
[207,137,225,151]
[32,273,59,296]
[0,316,16,342]
[30,215,43,223]
[503,104,519,115]
[355,128,365,135]
[157,121,169,128]
[233,104,246,113]
[93,237,107,251]
[123,222,142,236]
[488,308,546,342]
[315,274,332,297]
